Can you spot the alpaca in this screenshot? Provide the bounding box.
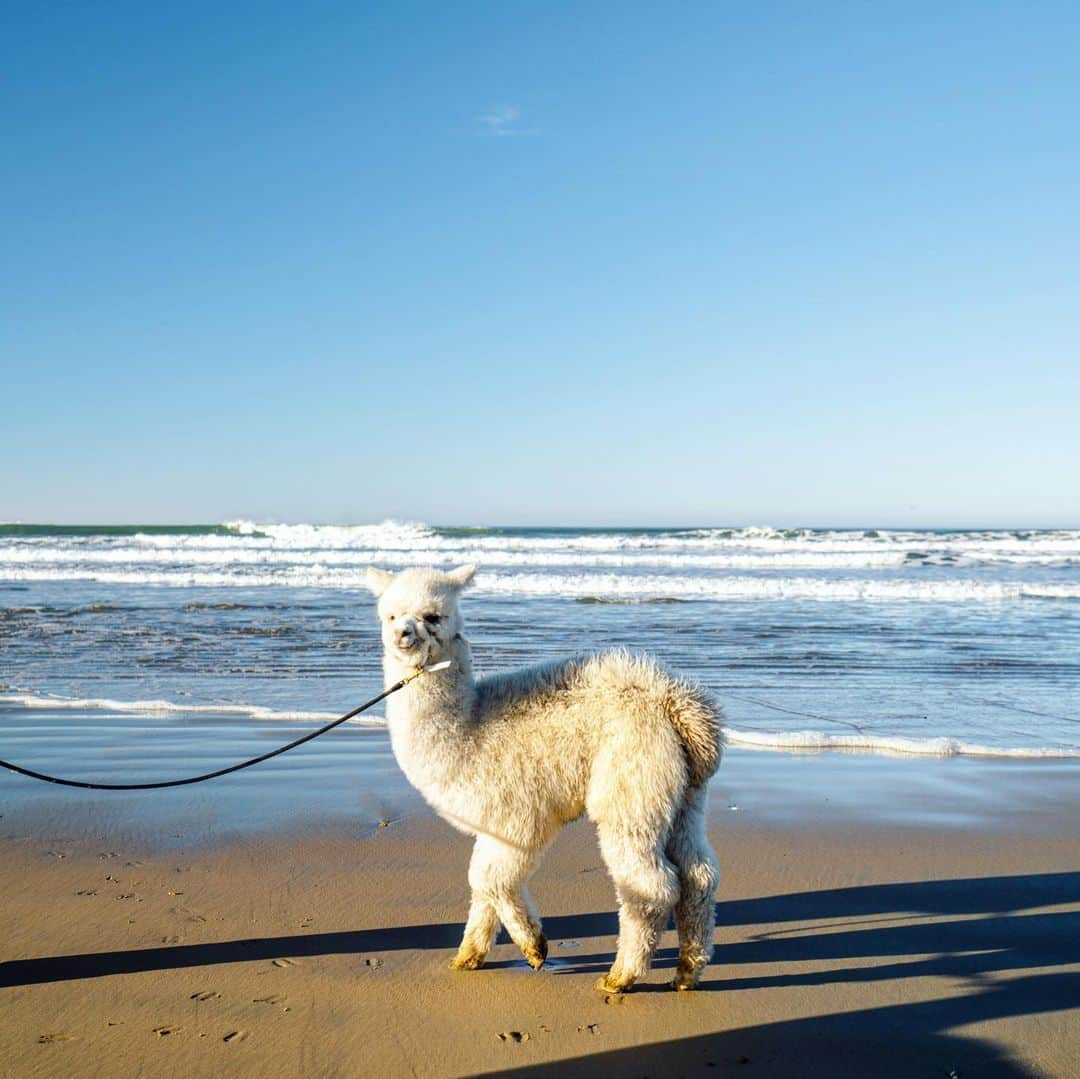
[365,563,722,993]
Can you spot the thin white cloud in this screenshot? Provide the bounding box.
[476,105,533,137]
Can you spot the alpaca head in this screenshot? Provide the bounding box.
[365,564,476,667]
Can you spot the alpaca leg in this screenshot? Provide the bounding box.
[667,785,720,990]
[451,837,506,970]
[450,893,500,970]
[595,825,680,994]
[454,835,547,971]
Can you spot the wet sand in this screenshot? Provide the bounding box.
[1,772,1078,1079]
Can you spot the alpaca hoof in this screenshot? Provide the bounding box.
[524,933,548,970]
[449,950,486,971]
[671,958,705,990]
[594,973,630,995]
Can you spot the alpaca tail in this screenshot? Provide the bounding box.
[666,680,723,788]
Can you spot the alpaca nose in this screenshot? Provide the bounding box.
[396,627,417,648]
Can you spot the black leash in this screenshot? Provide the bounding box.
[0,663,445,791]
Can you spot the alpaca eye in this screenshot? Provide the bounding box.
[423,613,441,625]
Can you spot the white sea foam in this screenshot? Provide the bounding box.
[0,543,922,570]
[723,727,1080,759]
[5,565,1076,602]
[3,693,1075,759]
[474,573,1080,602]
[222,520,436,548]
[0,693,381,726]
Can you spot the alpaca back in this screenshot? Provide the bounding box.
[474,656,592,720]
[474,649,722,787]
[573,650,722,787]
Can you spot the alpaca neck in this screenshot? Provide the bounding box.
[383,635,477,735]
[382,636,478,807]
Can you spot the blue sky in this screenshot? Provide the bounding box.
[3,2,1078,527]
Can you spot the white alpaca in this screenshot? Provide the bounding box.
[365,564,722,993]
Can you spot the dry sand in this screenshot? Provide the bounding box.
[2,796,1078,1079]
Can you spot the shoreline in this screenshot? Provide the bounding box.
[4,717,1080,848]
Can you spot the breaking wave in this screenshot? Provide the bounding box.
[2,520,1078,603]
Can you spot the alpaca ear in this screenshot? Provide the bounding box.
[366,566,394,597]
[445,563,476,589]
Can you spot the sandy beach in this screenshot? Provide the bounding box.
[2,758,1078,1079]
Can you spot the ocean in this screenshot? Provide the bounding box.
[1,520,1078,765]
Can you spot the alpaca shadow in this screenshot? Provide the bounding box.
[2,871,1077,1076]
[0,912,617,988]
[548,869,1080,985]
[483,970,1080,1078]
[516,870,1080,1077]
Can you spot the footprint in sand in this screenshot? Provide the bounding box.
[252,994,286,1004]
[223,1030,248,1043]
[271,958,297,968]
[170,907,206,923]
[161,934,182,945]
[75,889,98,897]
[38,1033,75,1045]
[364,957,383,970]
[189,991,220,1002]
[153,1026,180,1038]
[497,1031,531,1043]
